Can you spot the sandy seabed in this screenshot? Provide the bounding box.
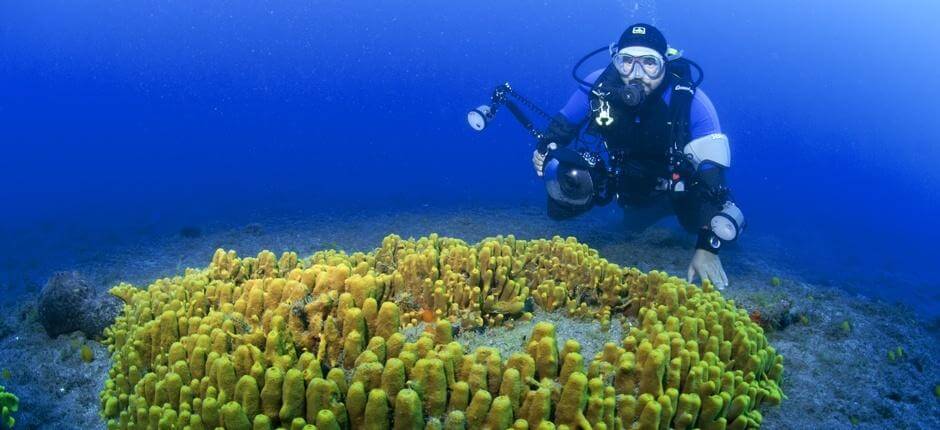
[1,204,938,429]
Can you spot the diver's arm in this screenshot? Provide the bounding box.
[542,68,605,149]
[688,88,721,140]
[684,150,734,289]
[533,68,603,175]
[538,114,580,152]
[683,90,741,289]
[686,157,735,290]
[686,89,741,253]
[690,158,733,254]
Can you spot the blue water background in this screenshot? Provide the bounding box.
[2,1,938,316]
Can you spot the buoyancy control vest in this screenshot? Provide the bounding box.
[586,60,697,206]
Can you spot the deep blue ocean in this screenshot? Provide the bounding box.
[2,1,939,316]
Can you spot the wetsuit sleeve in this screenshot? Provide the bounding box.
[685,89,732,253]
[688,88,721,139]
[540,68,605,150]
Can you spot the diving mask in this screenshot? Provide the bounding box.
[612,46,665,79]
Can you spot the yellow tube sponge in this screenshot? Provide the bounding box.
[443,411,466,430]
[638,348,665,398]
[304,378,337,422]
[636,396,662,430]
[448,381,471,412]
[252,414,271,430]
[422,358,448,418]
[673,393,701,430]
[392,389,424,430]
[278,369,305,423]
[316,410,341,430]
[559,352,584,387]
[485,395,513,430]
[100,235,785,430]
[535,336,559,380]
[498,368,524,416]
[555,372,589,429]
[202,397,221,428]
[381,358,406,405]
[364,389,390,430]
[346,381,367,430]
[221,401,251,430]
[376,302,401,340]
[259,367,283,420]
[234,375,260,418]
[465,389,492,430]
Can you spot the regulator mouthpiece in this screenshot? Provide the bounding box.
[620,82,646,106]
[467,105,494,131]
[710,202,745,242]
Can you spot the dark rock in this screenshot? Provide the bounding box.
[746,296,796,331]
[523,297,534,313]
[0,319,10,340]
[243,223,264,236]
[37,272,122,338]
[18,301,38,323]
[179,226,202,238]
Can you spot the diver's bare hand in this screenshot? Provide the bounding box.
[532,142,556,176]
[687,249,728,290]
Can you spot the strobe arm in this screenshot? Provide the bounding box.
[502,99,543,140]
[467,83,549,141]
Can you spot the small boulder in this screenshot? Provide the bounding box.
[37,272,122,338]
[744,296,797,331]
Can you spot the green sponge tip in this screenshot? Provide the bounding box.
[0,384,19,429]
[80,344,94,363]
[839,320,852,334]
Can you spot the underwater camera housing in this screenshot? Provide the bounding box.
[543,147,614,208]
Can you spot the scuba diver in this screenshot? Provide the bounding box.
[528,24,744,289]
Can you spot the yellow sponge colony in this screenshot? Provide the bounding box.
[100,234,783,429]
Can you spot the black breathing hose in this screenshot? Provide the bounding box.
[572,46,610,88]
[682,58,705,87]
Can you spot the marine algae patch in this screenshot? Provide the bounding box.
[100,234,784,429]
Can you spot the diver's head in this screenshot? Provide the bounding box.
[613,24,668,95]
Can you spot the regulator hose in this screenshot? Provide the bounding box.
[571,45,610,88]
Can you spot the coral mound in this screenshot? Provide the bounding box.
[100,234,784,429]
